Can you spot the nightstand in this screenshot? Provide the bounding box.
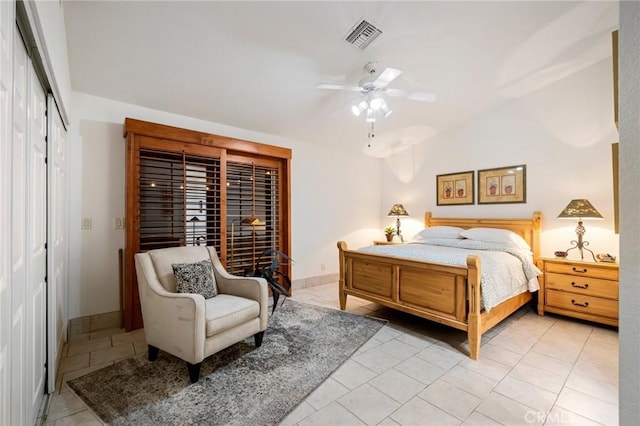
[538,257,618,326]
[373,240,402,245]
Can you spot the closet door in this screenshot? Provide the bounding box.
[0,1,14,424]
[12,24,47,425]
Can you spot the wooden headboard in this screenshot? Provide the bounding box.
[424,211,542,260]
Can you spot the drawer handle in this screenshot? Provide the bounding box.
[571,299,589,308]
[572,267,588,273]
[571,282,589,289]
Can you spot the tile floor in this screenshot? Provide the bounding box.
[45,283,619,425]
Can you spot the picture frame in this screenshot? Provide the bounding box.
[436,171,474,205]
[478,165,526,204]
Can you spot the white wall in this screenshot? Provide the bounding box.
[67,92,381,318]
[381,58,619,260]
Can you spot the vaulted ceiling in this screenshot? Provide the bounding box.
[63,1,618,156]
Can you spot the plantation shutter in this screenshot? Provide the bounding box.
[226,159,281,276]
[139,148,222,253]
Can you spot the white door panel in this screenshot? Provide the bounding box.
[0,0,13,423]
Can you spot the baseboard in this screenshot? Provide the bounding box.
[68,310,123,337]
[292,273,338,290]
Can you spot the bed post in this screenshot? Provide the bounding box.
[337,241,348,310]
[466,255,482,360]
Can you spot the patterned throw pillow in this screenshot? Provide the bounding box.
[172,260,217,299]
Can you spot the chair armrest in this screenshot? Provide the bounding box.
[135,253,206,363]
[207,248,269,330]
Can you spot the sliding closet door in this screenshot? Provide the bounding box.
[0,1,14,424]
[47,94,67,393]
[11,24,47,425]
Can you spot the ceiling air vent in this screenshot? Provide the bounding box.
[345,19,382,50]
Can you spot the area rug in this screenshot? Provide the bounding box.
[67,300,386,425]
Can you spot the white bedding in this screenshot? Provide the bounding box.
[359,239,541,311]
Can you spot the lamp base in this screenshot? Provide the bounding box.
[565,220,596,262]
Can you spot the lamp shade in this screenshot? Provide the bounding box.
[557,199,603,219]
[387,204,409,217]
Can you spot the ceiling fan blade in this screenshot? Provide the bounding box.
[385,88,437,102]
[317,83,364,92]
[374,68,402,88]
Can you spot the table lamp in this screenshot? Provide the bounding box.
[557,199,603,262]
[387,204,409,242]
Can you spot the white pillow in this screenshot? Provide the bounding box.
[460,227,531,251]
[411,226,463,242]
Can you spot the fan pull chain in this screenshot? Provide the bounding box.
[368,122,375,148]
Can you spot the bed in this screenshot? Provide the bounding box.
[337,211,542,360]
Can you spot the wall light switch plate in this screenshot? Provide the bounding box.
[115,217,124,229]
[81,217,92,230]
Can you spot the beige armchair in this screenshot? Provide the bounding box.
[134,246,269,382]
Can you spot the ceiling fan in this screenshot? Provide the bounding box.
[317,61,437,122]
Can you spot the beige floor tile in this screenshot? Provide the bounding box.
[476,392,541,425]
[58,353,90,374]
[440,366,498,399]
[53,409,104,426]
[298,401,366,426]
[417,344,466,370]
[543,406,603,426]
[460,411,501,425]
[337,383,402,425]
[352,347,402,374]
[369,368,426,404]
[376,417,401,426]
[419,379,481,420]
[376,339,421,361]
[111,328,146,346]
[458,357,510,382]
[331,359,378,390]
[89,342,135,365]
[555,387,618,425]
[133,340,148,355]
[66,336,112,357]
[572,355,619,384]
[304,377,350,410]
[476,343,522,367]
[394,356,446,386]
[509,362,567,393]
[390,397,460,426]
[519,351,573,376]
[494,376,556,412]
[395,331,438,350]
[279,401,316,426]
[564,371,618,404]
[89,327,125,340]
[45,392,87,422]
[488,329,540,354]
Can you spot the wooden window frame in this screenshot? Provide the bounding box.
[124,118,292,331]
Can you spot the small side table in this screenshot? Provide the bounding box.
[373,240,402,246]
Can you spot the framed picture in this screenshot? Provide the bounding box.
[478,165,526,204]
[436,171,474,205]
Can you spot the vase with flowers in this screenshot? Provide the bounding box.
[384,226,395,242]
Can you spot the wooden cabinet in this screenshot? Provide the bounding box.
[538,258,618,326]
[373,240,403,245]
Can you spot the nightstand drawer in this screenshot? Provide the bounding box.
[545,273,618,300]
[546,290,618,319]
[544,262,618,281]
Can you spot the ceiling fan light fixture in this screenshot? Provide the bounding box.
[351,100,368,116]
[366,108,376,122]
[369,96,383,110]
[381,102,392,118]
